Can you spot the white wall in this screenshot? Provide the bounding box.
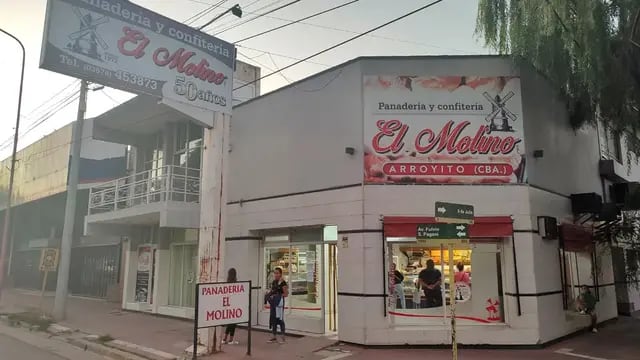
[82,118,127,160]
[519,66,602,196]
[228,63,364,202]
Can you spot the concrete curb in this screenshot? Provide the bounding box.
[3,308,180,360]
[105,339,178,360]
[67,337,149,360]
[48,323,73,335]
[0,321,109,360]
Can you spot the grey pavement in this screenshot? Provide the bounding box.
[3,289,640,360]
[0,325,109,360]
[0,334,65,360]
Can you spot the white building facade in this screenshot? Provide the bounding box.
[83,55,640,346]
[224,56,637,345]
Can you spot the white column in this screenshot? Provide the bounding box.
[197,112,230,354]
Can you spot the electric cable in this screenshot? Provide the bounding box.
[233,0,447,91]
[234,0,359,43]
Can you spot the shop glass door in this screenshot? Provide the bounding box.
[264,244,323,319]
[168,243,197,308]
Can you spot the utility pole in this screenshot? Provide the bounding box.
[0,28,25,302]
[53,80,88,320]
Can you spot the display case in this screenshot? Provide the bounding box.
[266,248,310,295]
[395,246,472,307]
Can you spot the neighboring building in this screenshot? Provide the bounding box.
[0,118,127,299]
[596,118,640,315]
[82,55,640,345]
[83,60,260,317]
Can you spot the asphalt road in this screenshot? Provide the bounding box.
[0,333,65,360]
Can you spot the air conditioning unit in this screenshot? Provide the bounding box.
[610,182,640,208]
[570,193,603,215]
[537,216,558,240]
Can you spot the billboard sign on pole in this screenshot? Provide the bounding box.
[194,281,252,357]
[40,0,236,121]
[196,281,250,328]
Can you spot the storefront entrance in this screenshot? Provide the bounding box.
[383,216,512,330]
[259,227,339,334]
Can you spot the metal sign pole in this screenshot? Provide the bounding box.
[449,247,457,360]
[247,280,252,356]
[193,283,199,360]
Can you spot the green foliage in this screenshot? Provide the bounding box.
[476,0,640,160]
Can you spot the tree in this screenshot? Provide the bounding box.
[476,0,640,160]
[476,1,640,289]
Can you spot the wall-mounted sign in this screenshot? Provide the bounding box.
[364,76,526,184]
[40,0,236,119]
[435,201,474,224]
[417,223,468,241]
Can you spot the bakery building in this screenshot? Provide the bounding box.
[80,55,640,345]
[224,55,637,345]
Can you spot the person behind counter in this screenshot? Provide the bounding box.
[391,263,406,309]
[419,259,442,308]
[454,262,470,285]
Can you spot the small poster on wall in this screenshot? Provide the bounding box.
[135,246,151,303]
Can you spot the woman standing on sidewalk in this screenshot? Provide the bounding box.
[266,267,288,343]
[222,268,239,345]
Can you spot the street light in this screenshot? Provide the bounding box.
[0,28,25,302]
[197,4,243,31]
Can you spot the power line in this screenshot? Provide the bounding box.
[101,90,121,106]
[0,85,81,150]
[21,80,79,120]
[185,0,229,25]
[212,0,304,35]
[208,0,286,31]
[230,7,478,54]
[234,0,359,43]
[7,91,81,152]
[237,50,276,72]
[266,52,292,83]
[236,45,331,66]
[234,0,447,91]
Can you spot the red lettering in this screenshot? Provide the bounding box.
[153,48,227,85]
[372,120,408,154]
[117,27,149,59]
[205,308,244,321]
[414,120,520,155]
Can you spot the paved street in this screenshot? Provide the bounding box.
[0,334,65,360]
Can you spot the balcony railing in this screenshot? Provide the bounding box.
[89,165,200,215]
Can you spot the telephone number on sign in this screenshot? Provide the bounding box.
[115,70,158,90]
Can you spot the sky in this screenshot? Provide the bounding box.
[0,0,490,159]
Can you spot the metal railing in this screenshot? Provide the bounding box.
[88,165,201,214]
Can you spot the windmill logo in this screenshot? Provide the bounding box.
[483,91,518,132]
[66,7,109,61]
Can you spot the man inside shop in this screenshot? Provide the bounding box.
[419,259,443,308]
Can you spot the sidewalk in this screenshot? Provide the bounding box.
[0,288,336,359]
